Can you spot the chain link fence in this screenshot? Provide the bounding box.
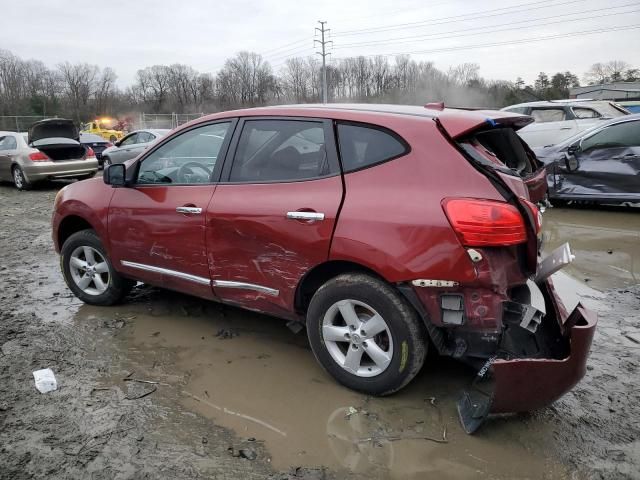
[1,113,207,133]
[0,115,53,132]
[137,113,206,130]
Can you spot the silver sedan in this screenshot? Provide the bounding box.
[0,121,98,190]
[102,129,170,165]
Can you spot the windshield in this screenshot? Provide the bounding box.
[590,101,628,118]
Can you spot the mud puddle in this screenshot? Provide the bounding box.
[87,288,568,479]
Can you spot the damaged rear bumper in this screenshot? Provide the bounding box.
[457,277,597,433]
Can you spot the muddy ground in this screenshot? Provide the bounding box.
[0,181,639,480]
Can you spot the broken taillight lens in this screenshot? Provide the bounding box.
[29,151,49,162]
[442,198,527,247]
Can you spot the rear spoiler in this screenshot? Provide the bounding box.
[434,110,534,139]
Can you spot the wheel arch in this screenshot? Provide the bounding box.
[294,260,388,314]
[57,215,96,250]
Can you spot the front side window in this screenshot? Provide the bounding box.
[0,136,17,151]
[337,123,407,172]
[137,122,230,185]
[573,107,600,119]
[137,132,154,143]
[581,121,640,151]
[530,108,567,123]
[229,120,329,182]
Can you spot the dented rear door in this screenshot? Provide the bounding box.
[206,117,343,318]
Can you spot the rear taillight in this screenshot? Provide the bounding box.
[29,151,49,162]
[443,198,527,247]
[520,198,542,235]
[85,147,96,159]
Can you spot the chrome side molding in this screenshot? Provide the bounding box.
[213,280,279,297]
[121,261,212,285]
[120,261,279,296]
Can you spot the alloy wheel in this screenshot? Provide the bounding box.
[322,299,393,377]
[69,246,110,295]
[13,168,24,189]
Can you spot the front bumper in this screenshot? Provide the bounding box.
[457,276,597,433]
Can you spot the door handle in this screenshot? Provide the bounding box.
[176,206,202,214]
[559,127,573,130]
[286,211,325,221]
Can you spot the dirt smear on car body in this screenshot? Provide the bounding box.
[1,184,639,479]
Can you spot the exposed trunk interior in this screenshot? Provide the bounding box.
[34,139,86,161]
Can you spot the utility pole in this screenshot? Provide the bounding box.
[315,21,332,103]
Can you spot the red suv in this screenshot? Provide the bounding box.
[52,104,596,432]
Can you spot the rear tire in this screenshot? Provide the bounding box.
[12,165,32,191]
[307,273,427,396]
[102,156,111,166]
[61,229,134,306]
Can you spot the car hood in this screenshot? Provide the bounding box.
[29,119,79,144]
[102,145,118,155]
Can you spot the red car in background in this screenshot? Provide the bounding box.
[51,104,596,432]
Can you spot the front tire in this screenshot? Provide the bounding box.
[12,165,32,190]
[61,229,133,306]
[307,273,426,396]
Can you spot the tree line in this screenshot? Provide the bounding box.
[1,48,637,123]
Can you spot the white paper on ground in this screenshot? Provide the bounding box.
[33,368,57,393]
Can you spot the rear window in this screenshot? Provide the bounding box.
[337,123,408,172]
[466,127,535,175]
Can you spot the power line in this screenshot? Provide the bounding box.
[260,37,313,56]
[330,23,640,59]
[333,4,640,49]
[332,0,585,37]
[264,44,315,62]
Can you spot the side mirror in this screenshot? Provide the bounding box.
[114,140,121,147]
[103,163,126,187]
[567,142,580,156]
[564,153,579,172]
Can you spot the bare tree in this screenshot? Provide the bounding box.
[584,62,609,85]
[57,62,99,121]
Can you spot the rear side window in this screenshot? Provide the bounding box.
[0,136,17,151]
[573,107,600,119]
[530,108,566,123]
[229,120,330,182]
[337,123,408,172]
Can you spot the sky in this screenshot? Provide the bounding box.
[1,0,639,88]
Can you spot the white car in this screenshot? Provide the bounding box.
[501,100,628,148]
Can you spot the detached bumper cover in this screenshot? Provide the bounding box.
[491,303,596,413]
[457,277,597,433]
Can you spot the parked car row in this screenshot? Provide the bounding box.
[0,119,98,190]
[500,99,639,204]
[52,104,596,432]
[0,119,170,189]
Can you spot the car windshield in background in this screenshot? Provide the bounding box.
[592,101,628,118]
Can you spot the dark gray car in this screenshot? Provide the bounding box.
[534,114,640,204]
[101,129,169,165]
